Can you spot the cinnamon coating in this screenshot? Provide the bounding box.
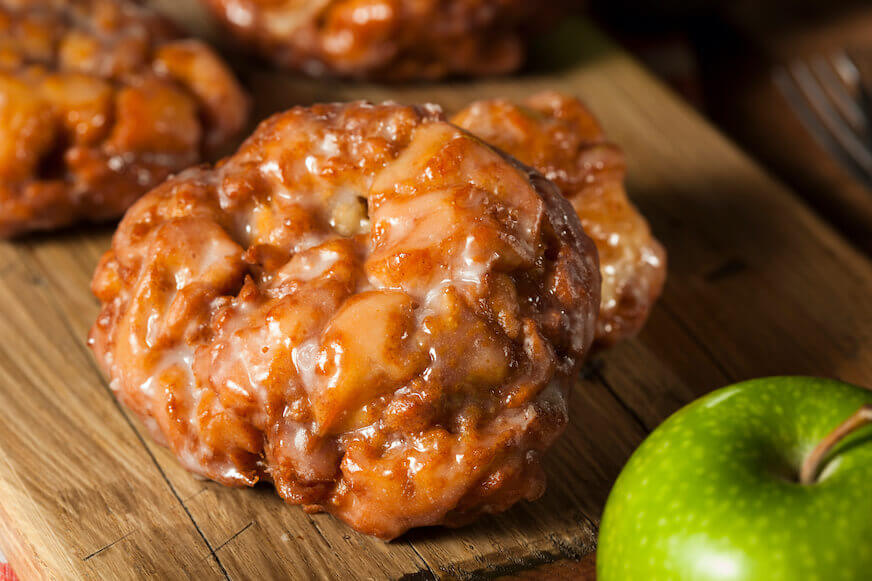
[89,101,600,539]
[453,92,666,345]
[199,0,567,80]
[0,0,249,237]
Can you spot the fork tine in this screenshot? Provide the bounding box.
[810,54,869,136]
[843,51,872,126]
[788,59,872,179]
[773,66,872,187]
[831,51,861,89]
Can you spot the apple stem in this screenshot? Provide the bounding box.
[799,404,872,485]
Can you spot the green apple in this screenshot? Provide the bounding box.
[597,376,872,581]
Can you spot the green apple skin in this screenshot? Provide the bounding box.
[597,377,872,581]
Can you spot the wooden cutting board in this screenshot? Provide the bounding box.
[3,3,872,579]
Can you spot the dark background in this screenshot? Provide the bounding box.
[590,0,872,254]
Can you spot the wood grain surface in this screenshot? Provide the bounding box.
[2,2,872,579]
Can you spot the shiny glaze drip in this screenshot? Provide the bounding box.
[452,91,667,346]
[89,101,600,539]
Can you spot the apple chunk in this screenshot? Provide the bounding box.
[312,290,426,434]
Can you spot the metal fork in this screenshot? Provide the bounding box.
[774,51,872,189]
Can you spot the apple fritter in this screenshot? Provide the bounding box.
[89,101,600,539]
[0,0,249,237]
[199,0,567,80]
[453,92,666,345]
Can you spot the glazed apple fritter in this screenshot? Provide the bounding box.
[453,92,666,345]
[199,0,567,80]
[0,0,249,237]
[89,101,601,539]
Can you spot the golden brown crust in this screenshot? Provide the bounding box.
[89,101,600,539]
[0,0,249,237]
[452,92,667,346]
[200,0,566,80]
